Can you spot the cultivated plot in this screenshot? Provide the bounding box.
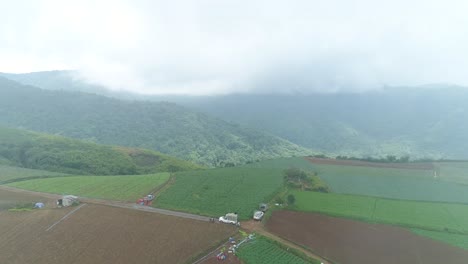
[307,159,468,203]
[291,190,468,233]
[236,236,317,264]
[155,167,284,219]
[7,173,169,201]
[0,203,236,264]
[267,210,468,264]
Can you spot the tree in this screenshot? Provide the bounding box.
[287,194,296,205]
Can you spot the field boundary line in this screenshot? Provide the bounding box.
[45,203,86,232]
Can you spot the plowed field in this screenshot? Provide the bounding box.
[0,202,236,264]
[267,210,468,264]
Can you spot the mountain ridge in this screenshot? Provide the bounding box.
[0,76,312,166]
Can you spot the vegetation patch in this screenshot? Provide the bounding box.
[0,126,201,175]
[7,173,170,201]
[283,167,330,192]
[236,236,319,264]
[8,202,34,212]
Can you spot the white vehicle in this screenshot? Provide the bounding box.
[253,210,264,220]
[219,213,238,224]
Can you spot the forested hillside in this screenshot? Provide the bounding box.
[0,126,201,175]
[5,72,467,160]
[0,77,311,166]
[165,88,468,159]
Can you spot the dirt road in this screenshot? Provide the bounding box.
[0,185,211,222]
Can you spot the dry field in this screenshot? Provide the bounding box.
[0,193,236,264]
[267,210,468,264]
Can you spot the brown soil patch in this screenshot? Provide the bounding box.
[267,210,468,264]
[306,157,434,170]
[0,203,236,264]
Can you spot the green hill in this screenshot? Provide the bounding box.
[0,77,312,166]
[162,90,468,160]
[0,126,201,175]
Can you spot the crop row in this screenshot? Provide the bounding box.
[302,162,468,203]
[236,237,313,264]
[155,167,284,219]
[7,173,170,201]
[292,190,468,234]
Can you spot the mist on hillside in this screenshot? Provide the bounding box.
[2,0,468,95]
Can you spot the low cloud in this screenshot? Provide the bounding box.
[1,0,468,95]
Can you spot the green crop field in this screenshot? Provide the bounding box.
[154,167,284,219]
[292,190,468,234]
[7,173,169,201]
[306,162,468,204]
[236,236,318,264]
[412,229,468,250]
[0,165,68,184]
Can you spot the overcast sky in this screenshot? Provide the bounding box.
[1,0,468,95]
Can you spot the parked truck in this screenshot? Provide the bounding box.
[219,213,239,225]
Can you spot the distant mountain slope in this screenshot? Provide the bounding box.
[7,71,465,159]
[163,89,468,159]
[0,126,201,175]
[0,77,311,166]
[0,70,141,99]
[0,70,106,93]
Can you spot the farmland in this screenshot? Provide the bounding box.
[435,162,468,184]
[267,210,468,264]
[412,229,468,250]
[6,173,169,201]
[155,167,284,219]
[291,190,468,233]
[0,188,55,211]
[236,236,317,264]
[0,165,68,184]
[0,203,236,264]
[242,157,315,170]
[304,159,468,204]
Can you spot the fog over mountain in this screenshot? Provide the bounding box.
[2,0,468,95]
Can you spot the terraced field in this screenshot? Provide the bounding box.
[155,167,284,219]
[6,173,169,201]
